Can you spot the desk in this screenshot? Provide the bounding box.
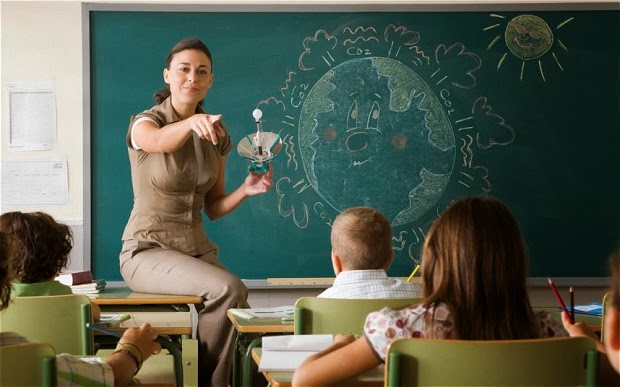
[91,287,202,336]
[91,287,202,387]
[227,309,294,387]
[251,348,384,387]
[536,307,602,336]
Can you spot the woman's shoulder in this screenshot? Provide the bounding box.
[133,97,176,127]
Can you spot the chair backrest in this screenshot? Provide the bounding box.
[294,297,420,335]
[0,342,56,386]
[385,337,599,387]
[601,291,611,343]
[0,294,94,355]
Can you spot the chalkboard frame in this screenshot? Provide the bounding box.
[83,1,619,286]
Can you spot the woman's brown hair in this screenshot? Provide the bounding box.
[421,196,539,340]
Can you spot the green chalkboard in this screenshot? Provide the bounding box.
[89,7,619,281]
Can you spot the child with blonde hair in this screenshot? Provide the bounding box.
[318,206,420,299]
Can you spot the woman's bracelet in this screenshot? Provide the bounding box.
[112,342,144,374]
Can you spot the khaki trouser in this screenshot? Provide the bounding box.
[120,240,249,387]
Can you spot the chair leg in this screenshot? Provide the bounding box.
[157,336,183,387]
[242,336,263,387]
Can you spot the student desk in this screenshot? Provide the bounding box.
[91,287,202,386]
[251,348,384,387]
[227,309,294,387]
[535,307,602,336]
[90,287,201,336]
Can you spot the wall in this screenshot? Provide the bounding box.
[1,0,87,269]
[0,0,614,305]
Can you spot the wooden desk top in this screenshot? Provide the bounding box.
[227,309,294,333]
[251,348,384,387]
[90,287,203,305]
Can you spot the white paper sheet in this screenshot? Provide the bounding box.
[5,80,56,150]
[259,334,333,372]
[1,159,68,206]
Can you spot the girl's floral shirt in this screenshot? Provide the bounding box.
[364,302,567,361]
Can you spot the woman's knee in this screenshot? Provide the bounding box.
[226,276,248,302]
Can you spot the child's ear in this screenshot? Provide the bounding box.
[331,251,343,275]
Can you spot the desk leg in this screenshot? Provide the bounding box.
[157,336,183,387]
[232,332,246,387]
[242,336,263,387]
[182,338,198,387]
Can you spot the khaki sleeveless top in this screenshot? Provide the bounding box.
[122,97,232,256]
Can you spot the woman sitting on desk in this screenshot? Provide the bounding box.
[119,37,273,386]
[293,196,568,386]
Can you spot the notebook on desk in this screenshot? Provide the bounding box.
[229,306,295,321]
[258,334,333,372]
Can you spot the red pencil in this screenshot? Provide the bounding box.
[547,276,573,324]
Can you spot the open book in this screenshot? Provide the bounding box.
[258,334,333,372]
[229,306,294,321]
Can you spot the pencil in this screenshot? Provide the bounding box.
[569,286,575,323]
[86,322,123,338]
[407,264,420,282]
[547,276,573,324]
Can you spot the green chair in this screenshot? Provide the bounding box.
[385,336,599,387]
[601,291,611,343]
[294,296,420,335]
[241,297,419,386]
[0,294,94,355]
[0,342,56,386]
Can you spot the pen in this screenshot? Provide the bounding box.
[86,322,123,338]
[407,264,420,282]
[547,276,573,324]
[569,286,575,323]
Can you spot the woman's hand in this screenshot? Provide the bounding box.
[185,113,226,145]
[243,164,274,196]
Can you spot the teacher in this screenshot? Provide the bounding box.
[119,37,273,386]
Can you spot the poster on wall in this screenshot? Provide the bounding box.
[4,80,56,151]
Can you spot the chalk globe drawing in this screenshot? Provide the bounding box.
[298,57,455,225]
